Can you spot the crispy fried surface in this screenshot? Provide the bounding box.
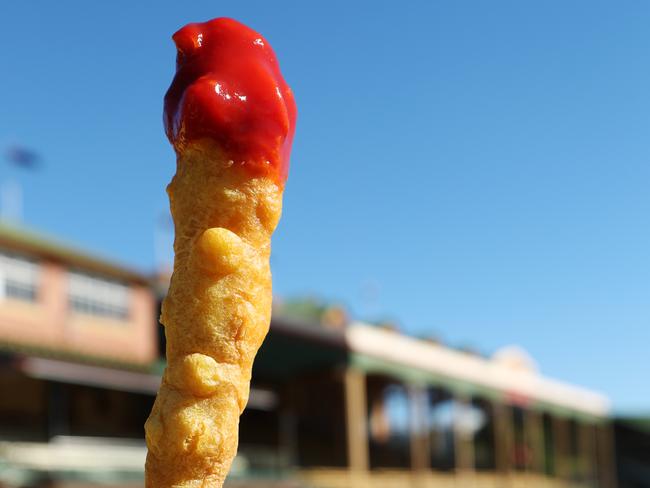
[145,141,283,487]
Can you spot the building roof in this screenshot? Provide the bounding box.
[0,222,149,284]
[257,317,611,420]
[346,323,610,420]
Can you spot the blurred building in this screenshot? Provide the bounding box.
[0,223,620,488]
[0,224,156,488]
[614,415,650,488]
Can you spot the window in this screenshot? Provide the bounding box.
[428,387,456,471]
[0,250,39,302]
[68,271,130,320]
[368,378,411,469]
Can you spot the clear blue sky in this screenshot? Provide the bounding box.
[1,1,648,413]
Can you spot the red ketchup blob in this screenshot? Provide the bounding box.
[164,18,297,186]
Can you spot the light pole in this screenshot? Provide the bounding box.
[1,145,41,222]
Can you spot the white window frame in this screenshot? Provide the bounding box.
[0,250,39,302]
[68,271,130,321]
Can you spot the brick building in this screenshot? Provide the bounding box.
[0,223,618,488]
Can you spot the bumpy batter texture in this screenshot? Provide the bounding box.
[145,18,296,488]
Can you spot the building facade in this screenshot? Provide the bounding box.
[0,224,618,488]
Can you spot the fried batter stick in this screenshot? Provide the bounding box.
[145,18,296,488]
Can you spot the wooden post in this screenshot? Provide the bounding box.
[577,421,597,485]
[344,368,369,475]
[408,386,430,488]
[409,386,431,472]
[552,416,570,481]
[493,401,513,479]
[596,422,618,488]
[453,393,476,486]
[525,409,546,474]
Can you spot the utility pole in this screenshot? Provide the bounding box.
[0,179,23,221]
[1,144,41,222]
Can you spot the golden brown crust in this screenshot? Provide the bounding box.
[145,141,283,488]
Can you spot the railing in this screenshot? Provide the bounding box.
[298,468,597,488]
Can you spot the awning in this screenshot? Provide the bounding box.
[16,356,278,411]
